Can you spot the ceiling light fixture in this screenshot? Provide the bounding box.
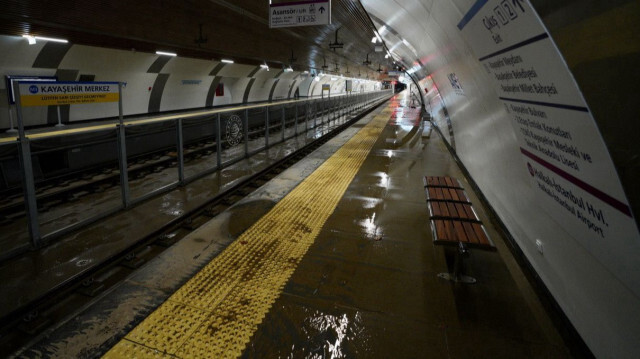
[23,35,36,45]
[156,51,177,56]
[221,59,234,64]
[23,35,69,44]
[35,35,68,43]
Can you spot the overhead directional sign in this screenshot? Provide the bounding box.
[269,0,331,28]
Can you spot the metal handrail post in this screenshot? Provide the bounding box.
[177,118,185,184]
[294,103,298,136]
[216,113,222,168]
[265,106,270,148]
[331,99,335,124]
[281,106,285,143]
[17,138,40,246]
[244,109,249,157]
[116,125,131,208]
[14,84,41,247]
[305,102,309,132]
[115,82,131,208]
[314,100,318,128]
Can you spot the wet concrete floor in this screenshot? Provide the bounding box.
[240,95,569,358]
[11,93,569,358]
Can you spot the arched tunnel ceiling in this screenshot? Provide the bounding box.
[361,0,465,82]
[0,0,397,79]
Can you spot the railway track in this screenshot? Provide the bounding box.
[0,96,388,357]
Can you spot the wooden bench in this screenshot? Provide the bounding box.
[424,176,495,283]
[425,186,470,203]
[430,219,494,249]
[428,200,479,222]
[423,175,462,189]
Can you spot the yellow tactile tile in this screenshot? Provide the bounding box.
[103,100,397,358]
[123,300,210,355]
[103,339,173,358]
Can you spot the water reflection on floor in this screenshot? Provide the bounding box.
[242,96,568,358]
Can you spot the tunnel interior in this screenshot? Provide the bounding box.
[0,0,639,357]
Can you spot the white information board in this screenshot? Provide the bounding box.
[269,0,330,28]
[457,0,640,295]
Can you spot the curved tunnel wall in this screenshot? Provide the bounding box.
[0,34,380,128]
[363,0,640,357]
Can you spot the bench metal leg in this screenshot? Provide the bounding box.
[437,242,476,284]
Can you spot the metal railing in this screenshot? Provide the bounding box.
[0,89,393,255]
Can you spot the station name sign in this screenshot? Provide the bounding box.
[18,81,120,107]
[269,0,330,28]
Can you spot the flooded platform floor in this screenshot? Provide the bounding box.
[15,92,570,358]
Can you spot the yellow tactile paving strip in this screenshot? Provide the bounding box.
[103,103,396,358]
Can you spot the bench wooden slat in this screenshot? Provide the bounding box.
[427,201,479,222]
[455,189,469,202]
[453,203,466,220]
[472,223,493,247]
[435,202,449,217]
[453,221,468,242]
[447,188,458,201]
[423,176,462,189]
[444,177,456,188]
[432,219,495,250]
[435,218,447,240]
[446,202,459,218]
[462,221,479,243]
[463,204,477,220]
[426,187,470,203]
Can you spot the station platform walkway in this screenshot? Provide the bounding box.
[18,92,570,358]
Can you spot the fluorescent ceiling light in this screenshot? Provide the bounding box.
[23,35,36,45]
[371,36,377,43]
[156,51,177,56]
[260,64,269,69]
[221,59,234,64]
[284,67,293,72]
[35,36,68,43]
[385,54,389,59]
[23,35,68,44]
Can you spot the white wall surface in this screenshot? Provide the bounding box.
[0,34,381,128]
[159,57,216,112]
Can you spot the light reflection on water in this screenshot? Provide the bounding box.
[300,310,367,358]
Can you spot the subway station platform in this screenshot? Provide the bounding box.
[18,92,570,358]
